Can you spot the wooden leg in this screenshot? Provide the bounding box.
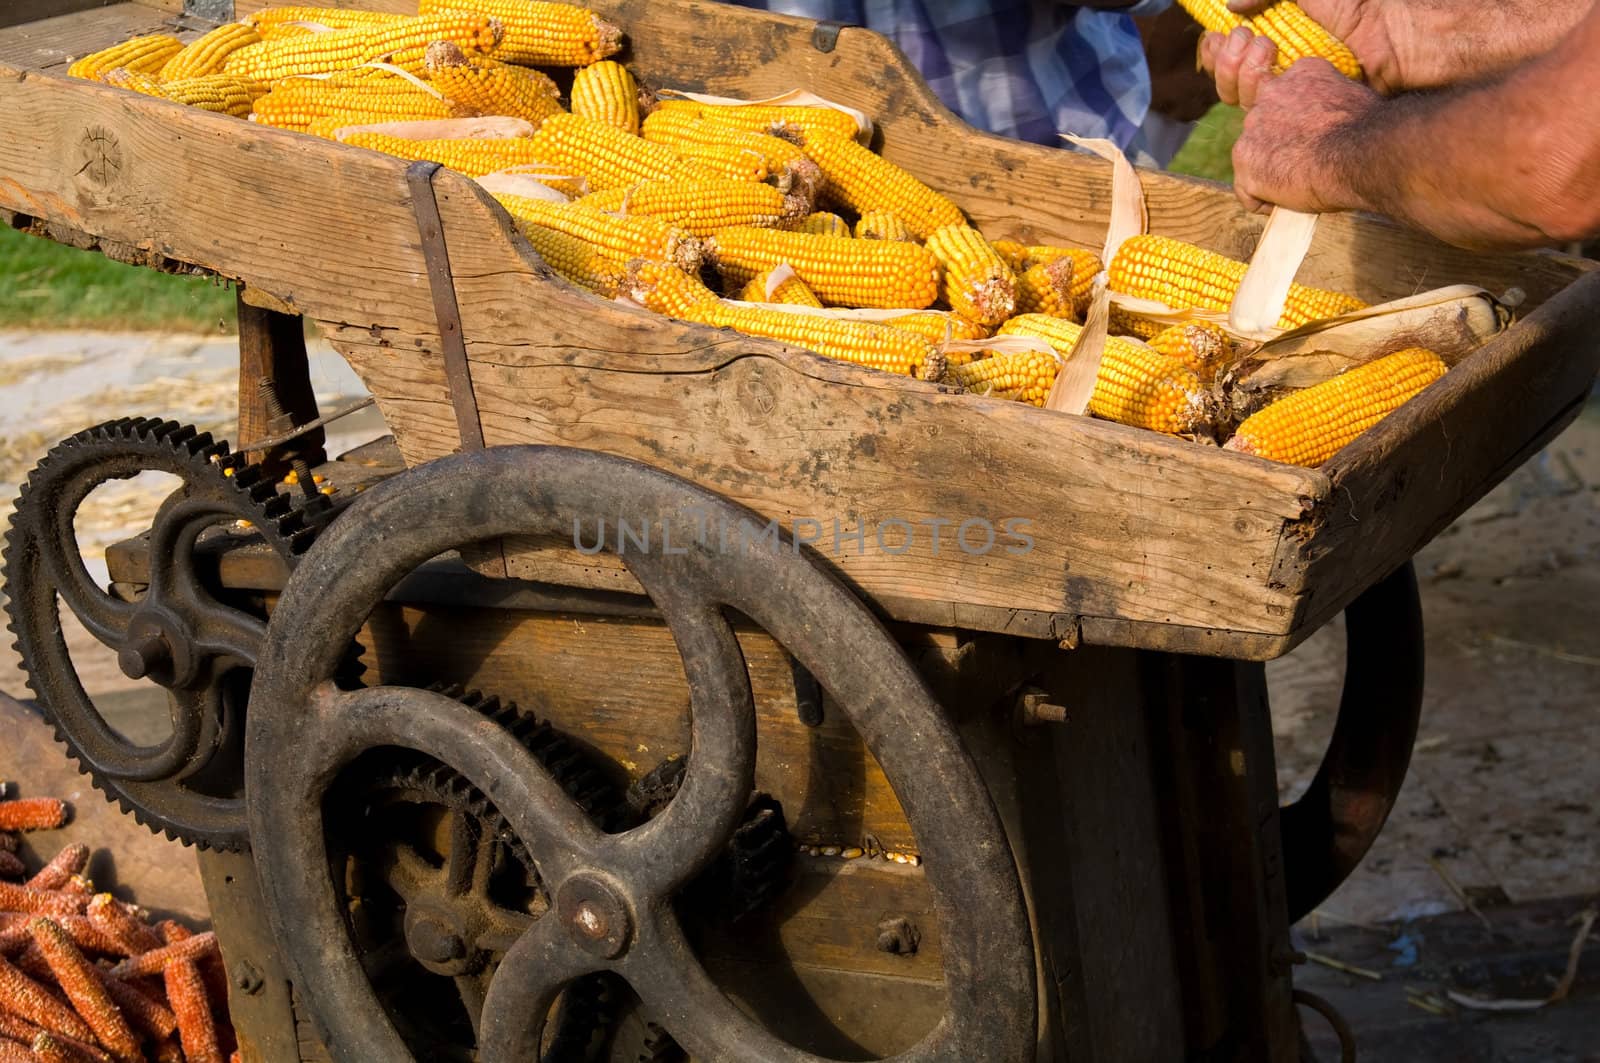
[1145,653,1299,1062]
[236,289,325,478]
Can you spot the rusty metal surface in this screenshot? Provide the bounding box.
[0,690,209,923]
[405,161,485,455]
[1280,562,1425,922]
[245,445,1036,1062]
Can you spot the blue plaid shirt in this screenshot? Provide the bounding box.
[727,0,1170,154]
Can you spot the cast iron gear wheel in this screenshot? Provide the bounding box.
[1,416,335,850]
[325,685,628,1061]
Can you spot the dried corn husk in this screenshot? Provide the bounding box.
[655,87,873,144]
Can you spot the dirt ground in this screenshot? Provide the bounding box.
[0,330,1594,1058]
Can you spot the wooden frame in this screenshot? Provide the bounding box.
[2,0,1596,660]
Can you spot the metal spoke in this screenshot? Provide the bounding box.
[476,915,597,1063]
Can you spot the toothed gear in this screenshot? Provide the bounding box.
[326,686,626,1061]
[1,417,337,850]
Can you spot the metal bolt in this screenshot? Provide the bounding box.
[233,961,264,996]
[118,630,171,680]
[1019,690,1069,726]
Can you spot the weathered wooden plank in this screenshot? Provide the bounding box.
[0,3,174,68]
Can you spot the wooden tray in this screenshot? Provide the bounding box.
[2,0,1596,659]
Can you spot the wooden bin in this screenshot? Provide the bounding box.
[1,2,1596,661]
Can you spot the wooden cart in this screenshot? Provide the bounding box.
[2,2,1597,1061]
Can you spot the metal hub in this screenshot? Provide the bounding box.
[246,445,1037,1063]
[557,876,633,960]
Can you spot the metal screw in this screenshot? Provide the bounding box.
[233,961,264,996]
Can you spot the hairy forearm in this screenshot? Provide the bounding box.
[1338,12,1600,248]
[1389,0,1597,89]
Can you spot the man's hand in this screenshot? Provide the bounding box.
[1198,0,1407,94]
[1229,59,1380,214]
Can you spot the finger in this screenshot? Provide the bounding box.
[1196,32,1221,75]
[1212,28,1255,107]
[1226,0,1271,13]
[1235,35,1278,109]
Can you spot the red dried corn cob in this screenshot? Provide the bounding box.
[0,1037,30,1063]
[0,853,21,880]
[27,847,88,892]
[166,959,223,1063]
[156,921,193,946]
[28,920,140,1062]
[0,955,95,1043]
[108,932,217,980]
[30,1032,110,1063]
[0,799,67,832]
[0,1012,43,1044]
[61,878,92,898]
[85,896,161,956]
[94,970,176,1041]
[154,1037,185,1063]
[10,944,52,982]
[0,918,122,960]
[0,883,86,920]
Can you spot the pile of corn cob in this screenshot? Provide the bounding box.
[0,791,233,1063]
[68,1,1450,467]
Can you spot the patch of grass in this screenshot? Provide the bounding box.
[1167,103,1243,184]
[0,224,235,332]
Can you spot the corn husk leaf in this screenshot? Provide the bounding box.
[1229,285,1508,392]
[657,87,873,145]
[476,171,574,202]
[1231,207,1319,334]
[1046,136,1144,414]
[942,334,1061,363]
[763,263,801,299]
[329,116,535,142]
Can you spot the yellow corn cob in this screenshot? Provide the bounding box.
[798,212,850,237]
[1225,348,1446,465]
[925,225,1015,326]
[709,227,941,309]
[223,14,501,80]
[68,35,183,82]
[578,180,801,236]
[881,312,992,343]
[342,133,548,178]
[699,304,942,379]
[991,239,1029,272]
[652,100,860,141]
[998,314,1207,431]
[419,0,622,66]
[495,197,703,272]
[517,223,627,296]
[107,71,266,117]
[639,110,820,193]
[1108,306,1165,340]
[855,211,913,242]
[570,60,639,134]
[626,260,721,317]
[1110,234,1366,329]
[245,7,409,36]
[250,77,464,130]
[738,268,825,307]
[1014,260,1078,319]
[667,141,772,183]
[529,113,702,192]
[101,68,166,96]
[949,349,1060,406]
[1178,0,1361,79]
[1146,321,1237,383]
[799,130,965,240]
[425,42,564,127]
[159,23,261,80]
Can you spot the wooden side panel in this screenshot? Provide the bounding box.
[1296,269,1600,629]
